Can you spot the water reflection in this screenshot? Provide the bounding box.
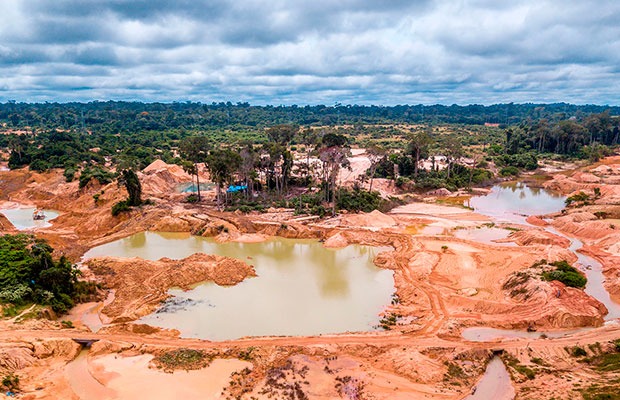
[85,232,394,340]
[467,182,565,224]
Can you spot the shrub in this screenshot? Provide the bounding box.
[64,167,76,182]
[79,166,114,189]
[500,166,520,176]
[565,191,590,207]
[61,320,74,329]
[541,261,587,288]
[337,188,382,213]
[111,200,131,216]
[568,346,587,357]
[1,373,19,391]
[185,193,199,203]
[28,159,51,172]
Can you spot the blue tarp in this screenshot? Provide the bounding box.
[226,185,248,193]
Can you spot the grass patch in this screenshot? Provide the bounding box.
[581,378,620,400]
[502,354,536,380]
[153,348,211,372]
[594,353,620,372]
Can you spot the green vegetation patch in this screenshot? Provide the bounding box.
[152,348,211,372]
[541,260,587,288]
[0,234,98,314]
[581,378,620,400]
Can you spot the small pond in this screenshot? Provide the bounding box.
[84,232,395,340]
[452,226,515,246]
[0,207,60,230]
[466,182,565,224]
[176,182,215,193]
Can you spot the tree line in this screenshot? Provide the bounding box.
[1,101,619,134]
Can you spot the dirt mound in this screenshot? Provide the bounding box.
[86,253,256,322]
[572,172,601,183]
[497,229,570,247]
[32,338,81,360]
[143,160,187,177]
[520,280,606,328]
[89,339,136,357]
[98,323,180,338]
[141,161,192,197]
[553,217,616,241]
[525,215,548,226]
[0,213,16,233]
[0,346,36,373]
[341,210,397,228]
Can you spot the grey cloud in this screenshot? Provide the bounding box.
[1,0,620,105]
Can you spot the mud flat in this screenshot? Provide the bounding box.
[65,351,251,400]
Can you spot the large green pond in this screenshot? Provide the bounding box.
[84,232,395,341]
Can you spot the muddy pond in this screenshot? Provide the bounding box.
[0,207,59,230]
[84,233,395,340]
[466,181,566,224]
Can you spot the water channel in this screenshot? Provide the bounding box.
[0,207,59,230]
[84,232,395,340]
[464,357,515,400]
[463,181,620,343]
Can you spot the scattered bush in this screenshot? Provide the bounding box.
[61,320,74,329]
[79,166,114,189]
[1,373,19,392]
[185,193,199,203]
[568,346,588,357]
[64,167,76,182]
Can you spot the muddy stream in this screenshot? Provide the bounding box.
[461,182,620,397]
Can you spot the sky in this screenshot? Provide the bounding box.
[0,0,619,105]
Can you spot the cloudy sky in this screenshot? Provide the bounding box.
[1,0,619,105]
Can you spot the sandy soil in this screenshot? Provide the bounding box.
[90,354,251,400]
[1,157,620,399]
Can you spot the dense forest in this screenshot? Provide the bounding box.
[0,101,618,215]
[0,234,97,315]
[1,101,619,132]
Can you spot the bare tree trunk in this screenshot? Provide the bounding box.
[414,148,420,176]
[216,185,221,211]
[196,165,201,201]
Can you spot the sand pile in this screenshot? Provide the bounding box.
[342,210,397,228]
[86,253,256,322]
